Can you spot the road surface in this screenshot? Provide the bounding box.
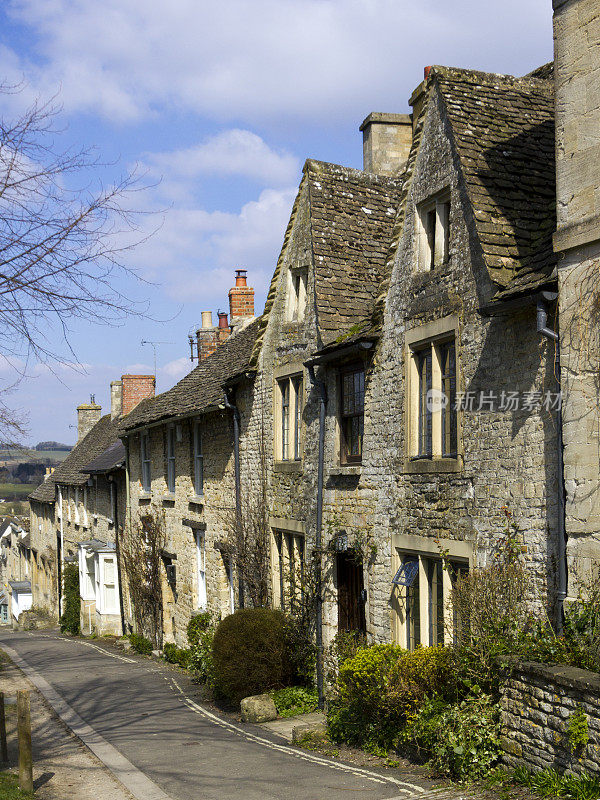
[0,629,436,800]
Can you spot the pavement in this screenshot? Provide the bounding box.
[0,629,481,800]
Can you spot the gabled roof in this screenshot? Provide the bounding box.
[307,160,404,344]
[250,160,404,361]
[431,65,556,299]
[119,317,261,433]
[29,414,120,503]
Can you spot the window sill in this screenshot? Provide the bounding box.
[189,495,204,506]
[329,465,362,477]
[138,491,152,501]
[403,457,462,474]
[273,461,302,474]
[161,493,176,502]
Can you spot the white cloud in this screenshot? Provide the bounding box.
[161,356,191,380]
[5,0,552,126]
[125,184,297,303]
[146,130,299,187]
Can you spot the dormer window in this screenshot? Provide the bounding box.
[417,192,450,271]
[287,267,307,322]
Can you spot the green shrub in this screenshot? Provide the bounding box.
[327,644,452,750]
[398,694,501,780]
[188,623,216,683]
[129,632,153,655]
[284,614,316,688]
[187,611,212,647]
[211,608,292,706]
[271,686,319,718]
[324,630,366,684]
[163,642,191,668]
[59,563,80,635]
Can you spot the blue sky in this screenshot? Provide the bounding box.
[0,0,553,446]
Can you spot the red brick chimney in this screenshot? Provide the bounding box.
[121,374,155,416]
[228,269,254,320]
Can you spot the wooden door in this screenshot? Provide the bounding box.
[337,552,366,633]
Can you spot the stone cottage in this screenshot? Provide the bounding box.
[29,374,155,633]
[118,274,259,644]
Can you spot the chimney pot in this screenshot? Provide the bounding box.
[235,269,247,287]
[218,311,229,329]
[424,65,433,80]
[201,311,213,329]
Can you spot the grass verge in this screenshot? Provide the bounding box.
[0,771,34,799]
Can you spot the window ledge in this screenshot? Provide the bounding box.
[273,461,302,474]
[161,493,176,502]
[329,465,362,477]
[189,495,204,506]
[138,491,152,501]
[403,457,462,474]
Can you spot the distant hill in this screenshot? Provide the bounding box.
[35,441,73,451]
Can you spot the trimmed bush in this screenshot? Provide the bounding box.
[129,632,153,655]
[212,608,292,706]
[327,644,453,750]
[59,563,80,635]
[163,642,191,668]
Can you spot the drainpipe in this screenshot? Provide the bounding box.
[537,292,567,633]
[224,389,244,609]
[307,365,326,710]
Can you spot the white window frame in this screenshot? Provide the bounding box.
[99,555,119,615]
[140,432,151,492]
[193,421,204,497]
[74,488,80,525]
[275,374,303,461]
[286,266,308,322]
[196,530,207,609]
[417,191,450,272]
[166,425,176,494]
[82,486,89,528]
[391,534,472,649]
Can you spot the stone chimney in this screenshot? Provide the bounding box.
[360,112,413,175]
[195,311,219,360]
[77,396,101,442]
[121,375,155,416]
[110,380,123,420]
[228,269,255,320]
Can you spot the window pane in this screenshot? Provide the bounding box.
[418,350,432,457]
[441,342,457,457]
[407,561,420,650]
[281,381,290,460]
[293,377,302,460]
[428,559,444,646]
[341,368,365,462]
[426,209,436,270]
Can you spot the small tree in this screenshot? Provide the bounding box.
[121,508,166,648]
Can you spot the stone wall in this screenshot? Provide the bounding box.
[501,661,600,775]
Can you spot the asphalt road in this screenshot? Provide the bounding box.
[0,630,433,800]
